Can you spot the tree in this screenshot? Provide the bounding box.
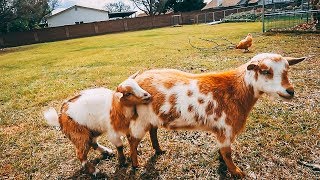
[131,0,169,16]
[105,1,132,12]
[165,0,206,13]
[0,0,58,33]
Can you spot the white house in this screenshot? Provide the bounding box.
[47,5,109,27]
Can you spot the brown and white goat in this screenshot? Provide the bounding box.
[44,74,151,175]
[127,53,306,177]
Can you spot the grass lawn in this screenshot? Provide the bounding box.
[0,22,319,179]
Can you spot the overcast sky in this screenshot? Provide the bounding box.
[52,0,211,14]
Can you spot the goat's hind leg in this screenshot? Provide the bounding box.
[91,138,114,159]
[149,127,165,155]
[219,146,245,178]
[75,143,98,175]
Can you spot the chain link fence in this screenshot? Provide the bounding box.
[262,0,320,32]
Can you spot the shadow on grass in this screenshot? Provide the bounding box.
[139,154,161,179]
[216,151,231,180]
[66,156,111,180]
[110,153,161,180]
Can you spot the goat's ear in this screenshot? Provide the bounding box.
[114,92,123,102]
[284,57,306,66]
[129,71,140,79]
[247,64,258,70]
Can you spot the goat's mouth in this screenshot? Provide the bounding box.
[277,93,293,100]
[142,97,152,104]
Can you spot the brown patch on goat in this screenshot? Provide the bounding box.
[117,86,143,107]
[188,105,193,112]
[187,90,193,97]
[138,77,165,115]
[206,101,214,115]
[212,127,226,144]
[168,124,195,130]
[281,70,291,88]
[68,94,81,102]
[259,64,274,79]
[163,81,175,89]
[194,113,205,122]
[159,94,180,122]
[198,70,258,136]
[198,98,204,104]
[272,56,282,62]
[159,106,181,122]
[169,94,176,105]
[110,97,132,134]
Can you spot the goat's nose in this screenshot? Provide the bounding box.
[286,88,294,97]
[143,93,150,97]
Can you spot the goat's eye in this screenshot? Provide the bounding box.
[261,70,270,75]
[124,92,132,97]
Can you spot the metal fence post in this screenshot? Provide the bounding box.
[262,0,265,32]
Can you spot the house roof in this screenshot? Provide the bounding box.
[221,0,241,7]
[47,5,108,19]
[108,11,136,18]
[202,0,252,10]
[202,0,221,10]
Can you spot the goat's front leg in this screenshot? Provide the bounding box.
[127,135,141,168]
[108,133,126,166]
[219,146,245,178]
[149,127,165,155]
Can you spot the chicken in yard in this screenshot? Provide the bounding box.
[236,33,252,52]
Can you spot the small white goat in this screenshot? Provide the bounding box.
[44,73,151,175]
[126,53,306,177]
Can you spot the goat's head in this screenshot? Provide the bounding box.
[115,72,151,106]
[245,53,306,100]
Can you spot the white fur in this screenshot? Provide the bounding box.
[44,108,60,127]
[66,88,113,132]
[118,78,149,98]
[245,53,291,99]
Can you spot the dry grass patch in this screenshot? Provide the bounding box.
[0,22,319,179]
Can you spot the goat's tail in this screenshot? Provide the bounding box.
[44,107,60,127]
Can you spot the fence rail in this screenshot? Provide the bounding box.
[0,6,258,48]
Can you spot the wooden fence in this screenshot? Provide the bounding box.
[0,6,257,48]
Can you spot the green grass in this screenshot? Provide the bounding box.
[0,22,319,179]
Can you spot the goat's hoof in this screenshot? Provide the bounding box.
[119,162,129,168]
[131,165,140,171]
[83,162,98,175]
[91,168,100,177]
[230,167,246,178]
[155,150,166,155]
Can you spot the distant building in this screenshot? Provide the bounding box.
[47,5,109,27]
